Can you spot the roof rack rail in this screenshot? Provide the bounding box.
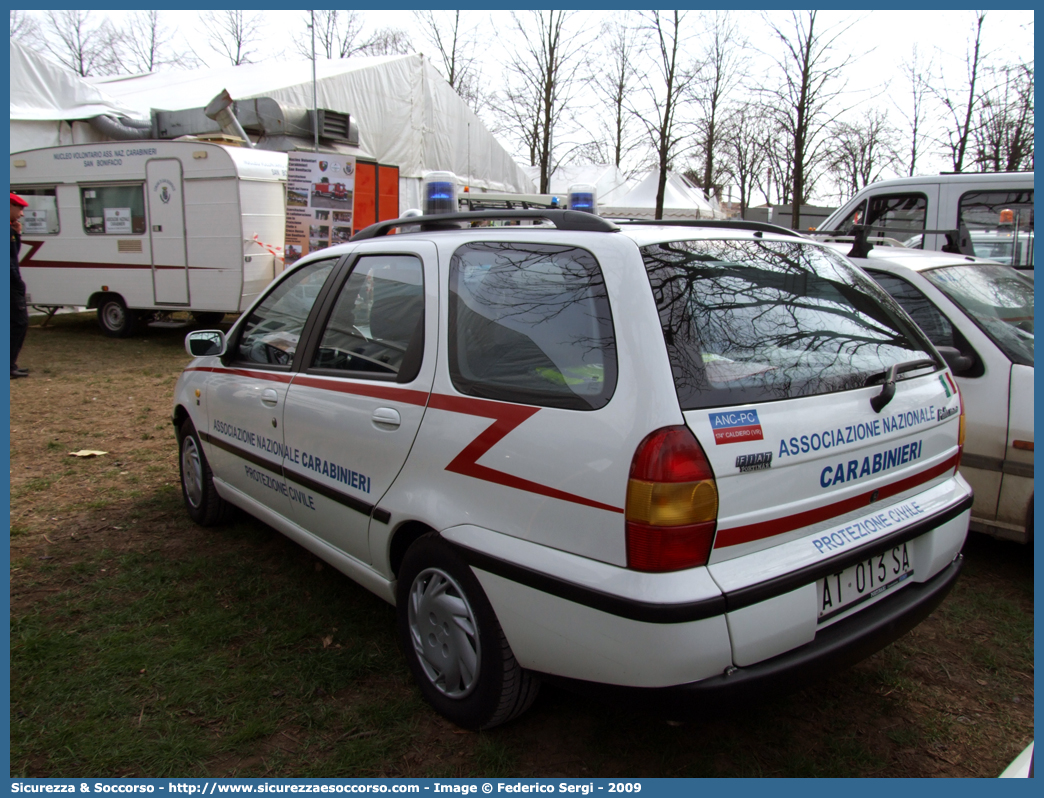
[350,210,619,241]
[614,219,804,238]
[816,224,974,256]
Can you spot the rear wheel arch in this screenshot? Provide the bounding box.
[389,520,438,579]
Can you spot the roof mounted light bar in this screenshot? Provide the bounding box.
[350,209,620,240]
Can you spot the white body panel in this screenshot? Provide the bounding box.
[173,222,973,692]
[847,248,1034,542]
[820,172,1034,253]
[374,232,681,568]
[12,142,287,314]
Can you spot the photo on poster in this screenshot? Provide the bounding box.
[285,153,356,256]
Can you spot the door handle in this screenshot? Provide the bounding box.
[372,407,401,429]
[260,389,279,407]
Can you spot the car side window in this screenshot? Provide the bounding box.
[869,272,955,348]
[448,242,617,411]
[236,258,337,366]
[865,193,928,241]
[958,189,1034,268]
[311,254,425,382]
[833,200,867,231]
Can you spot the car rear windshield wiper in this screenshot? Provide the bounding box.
[866,358,937,413]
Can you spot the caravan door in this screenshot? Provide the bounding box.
[147,159,190,304]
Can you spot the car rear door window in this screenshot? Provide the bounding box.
[869,272,957,349]
[448,242,617,410]
[311,254,425,381]
[640,239,937,410]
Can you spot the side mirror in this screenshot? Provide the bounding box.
[185,330,226,358]
[936,346,973,375]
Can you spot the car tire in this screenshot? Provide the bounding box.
[97,296,139,338]
[397,534,539,730]
[178,418,227,526]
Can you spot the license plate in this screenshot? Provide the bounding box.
[817,543,914,623]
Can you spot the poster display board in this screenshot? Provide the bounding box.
[285,152,356,266]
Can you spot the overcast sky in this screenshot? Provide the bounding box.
[28,9,1037,204]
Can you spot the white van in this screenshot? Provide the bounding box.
[818,172,1034,269]
[11,142,288,336]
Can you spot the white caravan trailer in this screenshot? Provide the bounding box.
[11,142,288,336]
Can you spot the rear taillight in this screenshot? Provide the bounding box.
[625,426,718,572]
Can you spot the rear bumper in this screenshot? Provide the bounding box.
[543,552,962,715]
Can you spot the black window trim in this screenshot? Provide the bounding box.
[13,185,61,236]
[224,254,349,372]
[446,239,620,412]
[79,181,148,236]
[297,250,428,384]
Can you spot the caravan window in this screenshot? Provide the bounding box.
[81,185,146,235]
[17,187,60,235]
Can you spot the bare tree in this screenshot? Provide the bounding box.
[358,28,413,57]
[762,11,856,228]
[414,11,484,110]
[973,61,1034,172]
[582,17,643,171]
[503,11,586,192]
[691,12,747,200]
[38,10,123,76]
[293,10,369,60]
[632,11,699,219]
[826,109,902,198]
[10,10,41,47]
[896,46,934,176]
[760,135,794,206]
[115,11,196,73]
[932,11,987,172]
[201,10,264,66]
[722,102,770,218]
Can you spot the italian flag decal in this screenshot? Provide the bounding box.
[939,373,955,398]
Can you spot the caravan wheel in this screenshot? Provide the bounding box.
[97,296,140,338]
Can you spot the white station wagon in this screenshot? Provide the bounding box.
[822,241,1033,544]
[174,211,972,729]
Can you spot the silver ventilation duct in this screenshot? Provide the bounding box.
[88,114,154,140]
[203,90,255,149]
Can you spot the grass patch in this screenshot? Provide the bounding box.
[10,313,1035,778]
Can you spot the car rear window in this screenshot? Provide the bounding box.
[640,239,938,410]
[448,242,617,410]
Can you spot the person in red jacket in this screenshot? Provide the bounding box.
[10,192,30,378]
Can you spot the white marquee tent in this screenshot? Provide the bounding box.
[522,163,636,207]
[10,41,139,152]
[601,170,724,219]
[10,45,536,211]
[526,162,725,219]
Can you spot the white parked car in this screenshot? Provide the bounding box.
[823,243,1033,544]
[174,211,972,729]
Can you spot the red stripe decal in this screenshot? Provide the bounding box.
[293,374,430,407]
[186,366,294,384]
[21,240,215,270]
[714,454,960,548]
[428,394,623,514]
[185,367,623,514]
